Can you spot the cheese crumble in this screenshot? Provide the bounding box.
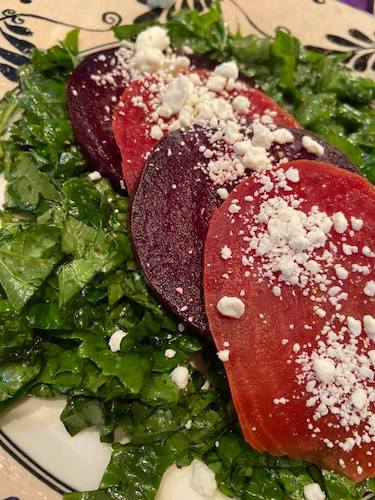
[170,366,190,389]
[216,296,245,318]
[108,329,127,352]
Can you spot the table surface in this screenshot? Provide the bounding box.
[342,0,374,12]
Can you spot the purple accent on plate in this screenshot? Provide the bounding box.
[341,0,374,13]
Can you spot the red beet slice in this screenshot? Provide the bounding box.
[113,77,159,195]
[204,160,375,481]
[113,72,299,195]
[130,125,359,334]
[67,48,128,191]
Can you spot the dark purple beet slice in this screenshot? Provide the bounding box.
[269,128,361,175]
[130,125,359,335]
[131,127,216,334]
[67,48,127,191]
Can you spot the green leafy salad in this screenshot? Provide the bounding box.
[0,2,374,499]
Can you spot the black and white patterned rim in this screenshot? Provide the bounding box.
[0,430,73,495]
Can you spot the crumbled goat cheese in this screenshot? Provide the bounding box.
[285,167,300,183]
[133,26,189,74]
[252,123,274,150]
[165,348,176,358]
[273,397,289,405]
[217,187,229,200]
[364,280,375,297]
[182,45,193,54]
[334,264,348,280]
[332,212,348,234]
[216,296,245,318]
[217,349,230,362]
[364,315,375,340]
[150,125,164,140]
[228,202,241,214]
[243,193,332,287]
[232,95,250,113]
[347,316,362,337]
[170,366,190,389]
[233,140,251,157]
[313,358,336,384]
[352,264,370,275]
[161,75,191,113]
[207,74,226,92]
[201,379,210,391]
[135,26,170,52]
[242,145,272,172]
[350,216,363,231]
[214,60,239,80]
[272,128,294,144]
[135,47,164,73]
[109,329,127,352]
[220,245,232,260]
[293,343,301,353]
[363,245,375,258]
[342,243,358,256]
[351,387,368,410]
[185,419,192,429]
[88,171,102,181]
[302,136,324,156]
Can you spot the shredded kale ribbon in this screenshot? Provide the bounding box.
[0,2,374,499]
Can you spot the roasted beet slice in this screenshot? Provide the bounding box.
[113,72,299,195]
[130,125,360,334]
[131,127,216,334]
[204,161,375,481]
[269,128,360,175]
[113,77,158,195]
[67,48,127,191]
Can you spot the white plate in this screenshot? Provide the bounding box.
[0,1,374,499]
